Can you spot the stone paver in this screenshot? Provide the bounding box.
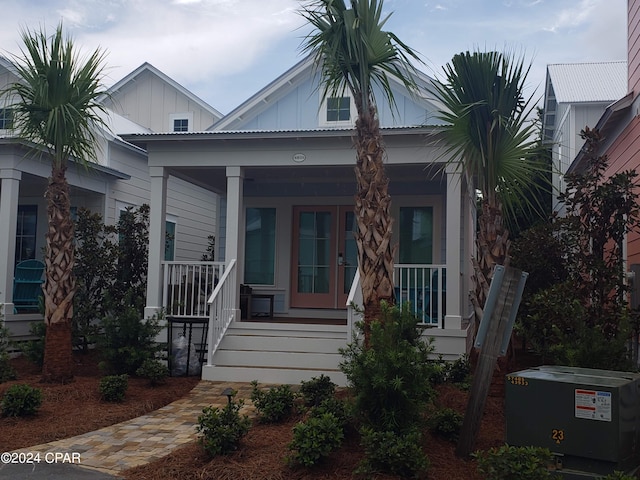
[7,381,257,477]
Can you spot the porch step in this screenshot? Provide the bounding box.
[204,321,349,386]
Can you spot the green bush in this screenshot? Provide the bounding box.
[474,445,555,480]
[98,303,164,375]
[21,321,46,367]
[339,303,437,434]
[135,358,169,386]
[73,208,118,353]
[299,374,336,407]
[99,374,129,402]
[250,381,295,423]
[599,472,638,480]
[447,354,471,385]
[287,412,344,467]
[427,408,463,442]
[1,384,42,417]
[196,400,251,457]
[309,397,350,431]
[358,426,429,478]
[0,308,16,383]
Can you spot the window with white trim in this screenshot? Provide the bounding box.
[319,93,356,127]
[169,112,193,132]
[0,108,13,130]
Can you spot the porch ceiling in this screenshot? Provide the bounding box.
[168,164,446,197]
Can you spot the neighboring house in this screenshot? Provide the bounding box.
[0,59,217,342]
[568,0,640,269]
[542,61,627,213]
[123,55,475,386]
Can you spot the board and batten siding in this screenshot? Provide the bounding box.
[104,69,217,132]
[236,75,434,132]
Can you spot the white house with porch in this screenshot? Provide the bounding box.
[0,58,218,341]
[124,56,475,386]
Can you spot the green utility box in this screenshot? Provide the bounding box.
[505,365,640,478]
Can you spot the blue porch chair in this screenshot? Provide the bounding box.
[13,259,45,313]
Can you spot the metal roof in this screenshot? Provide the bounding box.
[547,61,627,103]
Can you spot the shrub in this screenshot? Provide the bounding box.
[0,308,16,383]
[447,354,471,385]
[73,208,118,352]
[250,381,295,423]
[600,472,638,480]
[196,400,251,457]
[99,303,164,375]
[135,358,169,386]
[309,397,350,431]
[299,374,336,407]
[474,445,555,480]
[358,427,429,478]
[21,321,46,367]
[99,374,129,402]
[287,412,344,467]
[340,303,437,433]
[427,408,463,442]
[1,384,42,417]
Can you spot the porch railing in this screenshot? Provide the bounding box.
[395,264,446,328]
[346,264,446,338]
[162,261,226,318]
[206,259,237,366]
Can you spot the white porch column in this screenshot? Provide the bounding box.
[145,166,168,320]
[445,166,462,329]
[225,166,244,306]
[0,169,21,313]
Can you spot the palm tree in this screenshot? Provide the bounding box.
[4,23,109,382]
[433,50,542,322]
[299,0,422,333]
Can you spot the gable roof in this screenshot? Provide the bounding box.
[211,54,442,131]
[105,62,223,121]
[546,62,627,104]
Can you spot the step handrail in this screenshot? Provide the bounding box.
[206,258,237,366]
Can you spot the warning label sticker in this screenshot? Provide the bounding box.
[575,389,612,422]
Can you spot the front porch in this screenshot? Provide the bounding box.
[160,260,470,386]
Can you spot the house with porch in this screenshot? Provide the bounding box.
[565,0,640,274]
[123,55,475,386]
[542,61,627,213]
[0,59,218,341]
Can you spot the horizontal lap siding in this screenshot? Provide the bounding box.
[604,116,640,265]
[166,176,216,261]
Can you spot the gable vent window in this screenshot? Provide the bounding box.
[0,108,13,130]
[326,97,351,122]
[173,118,189,132]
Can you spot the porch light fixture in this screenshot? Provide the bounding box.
[221,387,236,404]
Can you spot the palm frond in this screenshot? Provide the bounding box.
[299,0,422,119]
[433,49,548,220]
[2,22,109,168]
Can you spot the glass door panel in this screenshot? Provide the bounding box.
[291,207,336,308]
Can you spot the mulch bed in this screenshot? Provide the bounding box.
[0,347,540,479]
[121,351,535,480]
[0,351,199,452]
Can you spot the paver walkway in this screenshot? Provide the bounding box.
[3,381,257,478]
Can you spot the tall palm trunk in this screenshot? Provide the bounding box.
[353,101,396,331]
[470,198,510,323]
[41,164,76,383]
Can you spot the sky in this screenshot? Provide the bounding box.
[0,0,628,114]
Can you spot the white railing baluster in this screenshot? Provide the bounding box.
[206,259,237,366]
